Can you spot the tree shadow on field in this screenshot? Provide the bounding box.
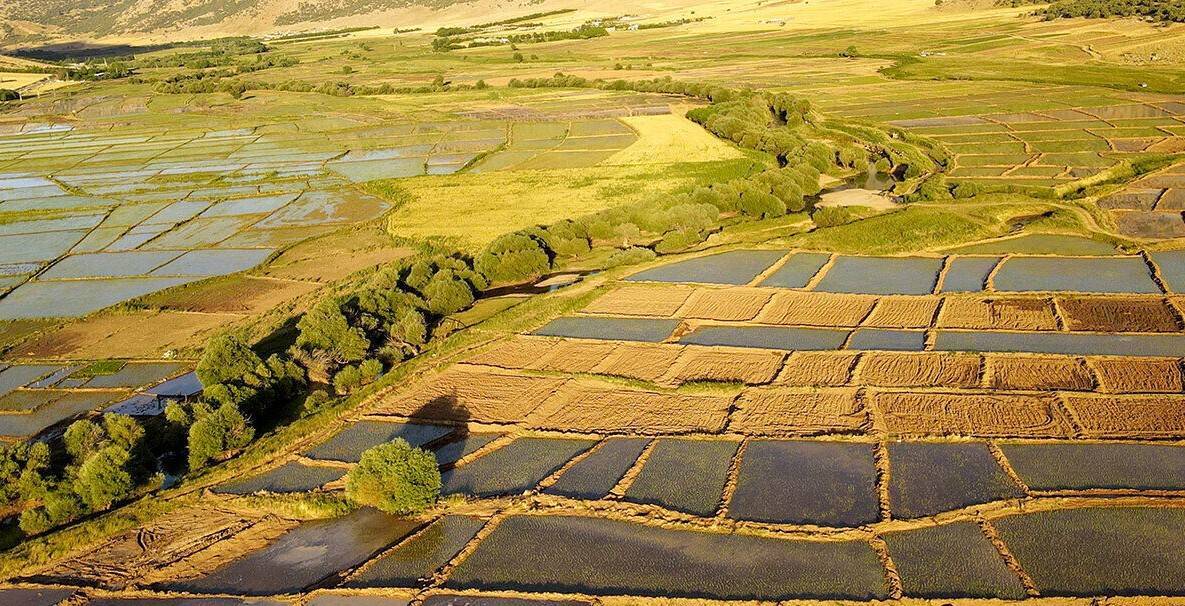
[411,391,474,451]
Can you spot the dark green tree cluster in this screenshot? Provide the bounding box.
[2,413,154,535]
[1033,0,1185,22]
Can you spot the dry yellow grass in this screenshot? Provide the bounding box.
[986,355,1095,391]
[729,387,867,436]
[0,72,49,90]
[660,346,785,385]
[774,351,860,386]
[679,287,774,322]
[756,291,877,326]
[855,352,982,388]
[602,112,745,165]
[582,284,695,317]
[528,378,732,434]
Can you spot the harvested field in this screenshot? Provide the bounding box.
[862,296,941,328]
[167,508,419,596]
[994,507,1185,596]
[143,276,320,314]
[626,250,787,286]
[678,287,773,322]
[937,297,1059,331]
[446,515,889,600]
[442,438,596,497]
[855,352,982,389]
[581,285,693,317]
[37,506,265,590]
[1056,297,1182,332]
[774,351,860,386]
[660,346,785,385]
[544,437,650,500]
[888,442,1022,519]
[6,309,236,360]
[531,339,620,374]
[1062,394,1185,438]
[529,380,732,434]
[1089,357,1185,393]
[756,291,877,327]
[462,337,557,370]
[1000,443,1185,491]
[679,325,849,351]
[729,388,866,436]
[624,438,738,516]
[592,342,684,382]
[378,366,568,424]
[532,317,678,343]
[729,440,879,527]
[346,515,485,588]
[883,522,1027,599]
[986,355,1095,391]
[213,462,345,495]
[759,252,831,288]
[305,421,453,463]
[875,392,1074,438]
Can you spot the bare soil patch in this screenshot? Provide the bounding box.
[875,391,1074,437]
[527,379,732,434]
[1056,297,1182,332]
[862,296,941,329]
[1089,357,1185,393]
[855,352,982,388]
[937,297,1059,331]
[679,287,774,321]
[729,387,867,436]
[1065,394,1185,438]
[986,355,1095,391]
[379,366,567,423]
[661,346,785,385]
[756,291,877,327]
[144,276,321,314]
[774,351,860,386]
[582,284,694,317]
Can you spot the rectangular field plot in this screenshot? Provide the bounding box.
[432,433,503,466]
[875,392,1074,438]
[992,257,1161,293]
[728,440,879,527]
[940,257,1001,292]
[626,250,787,285]
[934,330,1185,357]
[305,421,454,463]
[758,252,831,288]
[756,292,877,327]
[1056,297,1182,332]
[1064,394,1185,438]
[847,329,925,351]
[346,515,486,588]
[544,438,650,500]
[1153,250,1185,293]
[0,390,130,438]
[1089,358,1184,393]
[729,388,866,436]
[39,251,182,279]
[883,522,1027,599]
[888,442,1022,519]
[167,508,421,596]
[624,438,738,516]
[0,364,63,396]
[581,284,693,316]
[662,347,785,385]
[382,366,567,424]
[441,437,596,498]
[84,362,187,388]
[678,287,773,322]
[813,256,943,295]
[0,588,77,606]
[528,381,732,434]
[994,507,1185,596]
[446,515,890,600]
[1001,443,1185,490]
[937,297,1059,331]
[855,352,981,388]
[0,277,198,319]
[532,317,678,342]
[679,326,849,351]
[213,461,345,495]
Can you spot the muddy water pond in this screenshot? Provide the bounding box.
[167,508,419,595]
[446,515,889,600]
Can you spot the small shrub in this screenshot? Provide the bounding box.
[812,206,856,227]
[605,246,657,267]
[187,402,254,470]
[346,439,441,514]
[333,365,362,394]
[655,229,706,254]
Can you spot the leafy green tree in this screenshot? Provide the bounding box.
[421,270,476,316]
[297,297,371,363]
[73,446,133,510]
[333,364,362,394]
[346,439,441,514]
[187,402,254,470]
[64,419,105,461]
[197,334,263,386]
